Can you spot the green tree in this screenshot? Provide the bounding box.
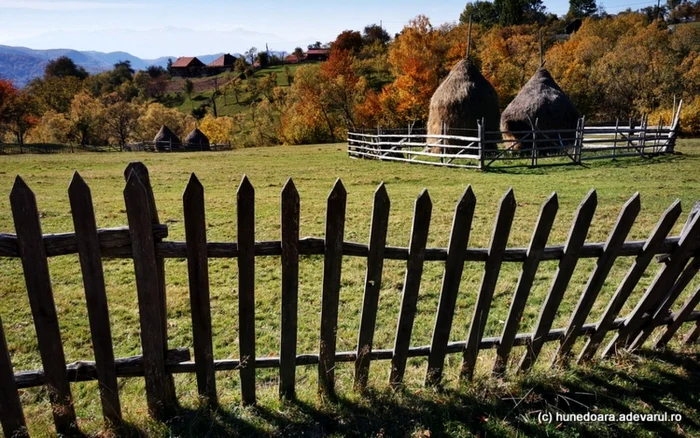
[44,56,88,80]
[460,1,499,27]
[333,30,364,52]
[257,51,270,68]
[184,79,195,109]
[103,99,140,150]
[109,60,135,88]
[245,47,258,64]
[294,47,305,61]
[363,24,391,45]
[568,0,598,18]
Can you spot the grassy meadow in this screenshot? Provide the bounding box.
[0,140,699,436]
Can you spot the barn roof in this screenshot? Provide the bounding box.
[208,54,237,67]
[172,57,204,68]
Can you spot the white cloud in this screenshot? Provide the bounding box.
[0,1,147,11]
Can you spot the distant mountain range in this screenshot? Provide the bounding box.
[0,45,288,87]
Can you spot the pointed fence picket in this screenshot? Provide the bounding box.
[0,161,699,436]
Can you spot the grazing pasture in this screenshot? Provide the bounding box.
[0,140,699,437]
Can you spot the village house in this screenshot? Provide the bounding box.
[171,56,205,77]
[207,53,237,74]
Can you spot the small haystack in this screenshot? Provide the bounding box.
[427,59,501,151]
[500,67,580,153]
[154,125,181,151]
[427,19,501,153]
[185,128,210,151]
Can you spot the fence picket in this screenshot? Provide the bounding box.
[493,193,558,376]
[124,171,173,419]
[578,200,681,362]
[553,193,640,364]
[630,257,700,349]
[0,316,27,438]
[237,175,257,405]
[319,179,347,397]
[355,183,390,390]
[461,188,517,380]
[390,190,432,387]
[602,213,700,356]
[123,162,176,404]
[280,178,300,399]
[68,172,122,425]
[655,283,700,348]
[183,174,217,407]
[425,186,476,386]
[519,190,598,372]
[684,321,700,344]
[10,176,78,434]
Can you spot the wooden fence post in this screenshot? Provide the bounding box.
[519,190,597,372]
[425,186,475,386]
[390,190,432,387]
[578,199,682,362]
[183,174,218,407]
[493,193,558,376]
[461,188,516,380]
[69,172,122,426]
[479,118,485,170]
[10,176,78,435]
[0,315,27,438]
[319,179,346,398]
[552,193,640,365]
[655,283,700,348]
[354,183,390,390]
[280,178,300,400]
[123,162,176,406]
[237,175,257,405]
[124,171,175,419]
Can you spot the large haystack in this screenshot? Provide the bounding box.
[427,59,501,152]
[500,67,579,153]
[154,125,181,151]
[184,128,210,151]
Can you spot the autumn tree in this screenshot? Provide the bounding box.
[0,80,38,145]
[69,91,105,145]
[103,97,140,149]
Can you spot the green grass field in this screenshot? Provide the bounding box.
[0,140,700,437]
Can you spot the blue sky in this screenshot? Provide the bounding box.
[0,0,660,58]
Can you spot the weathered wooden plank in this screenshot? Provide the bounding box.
[68,172,122,425]
[553,193,641,364]
[354,183,390,390]
[123,162,176,405]
[492,193,558,376]
[319,179,346,397]
[150,234,683,262]
[519,190,597,372]
[684,320,700,344]
[461,188,517,380]
[0,316,27,438]
[655,283,700,348]
[425,186,476,386]
[602,212,700,356]
[123,171,173,419]
[15,348,190,389]
[578,200,682,362]
[183,174,217,407]
[390,190,432,387]
[237,175,256,405]
[10,176,78,434]
[630,256,700,349]
[280,178,300,400]
[0,225,168,258]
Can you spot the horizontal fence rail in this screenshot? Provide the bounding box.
[348,101,682,170]
[0,161,699,437]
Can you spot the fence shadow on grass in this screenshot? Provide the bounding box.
[150,350,700,437]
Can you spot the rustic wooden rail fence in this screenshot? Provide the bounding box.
[348,102,683,170]
[1,161,700,436]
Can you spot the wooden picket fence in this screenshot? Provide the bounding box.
[1,162,700,437]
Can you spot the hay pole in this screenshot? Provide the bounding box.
[465,16,472,60]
